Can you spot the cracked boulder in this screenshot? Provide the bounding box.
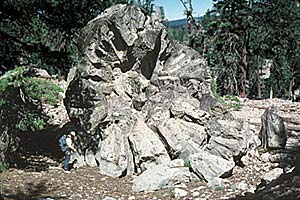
[64,4,212,177]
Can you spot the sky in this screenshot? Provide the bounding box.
[153,0,214,20]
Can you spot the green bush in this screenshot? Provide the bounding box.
[184,160,191,168]
[0,66,26,93]
[15,114,46,132]
[24,78,63,106]
[129,75,142,94]
[0,67,63,131]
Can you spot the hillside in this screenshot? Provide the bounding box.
[166,17,202,28]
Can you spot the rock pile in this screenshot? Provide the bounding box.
[64,4,259,191]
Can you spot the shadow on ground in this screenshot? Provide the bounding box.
[6,124,71,172]
[231,148,300,200]
[1,180,66,200]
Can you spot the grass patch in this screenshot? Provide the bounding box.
[211,79,241,110]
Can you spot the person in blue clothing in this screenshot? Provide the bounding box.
[59,131,77,173]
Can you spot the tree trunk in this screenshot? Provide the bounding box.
[257,56,262,99]
[240,29,249,98]
[240,0,253,98]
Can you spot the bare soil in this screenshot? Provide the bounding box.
[1,99,300,200]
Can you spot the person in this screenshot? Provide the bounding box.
[63,131,77,173]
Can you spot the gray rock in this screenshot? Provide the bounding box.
[70,152,85,168]
[259,107,287,149]
[102,197,117,200]
[157,118,207,159]
[132,160,191,192]
[28,68,51,79]
[64,4,212,177]
[169,95,210,124]
[152,42,211,98]
[95,120,135,177]
[190,150,235,181]
[262,167,284,182]
[192,191,200,197]
[236,180,249,190]
[128,120,170,172]
[37,197,54,200]
[42,101,70,128]
[206,119,259,161]
[174,188,188,198]
[85,149,98,167]
[207,177,225,190]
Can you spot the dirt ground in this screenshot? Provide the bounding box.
[1,99,300,200]
[0,152,264,200]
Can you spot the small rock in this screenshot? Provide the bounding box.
[263,167,284,182]
[253,165,261,172]
[38,198,54,200]
[192,191,200,197]
[174,188,188,199]
[237,181,248,191]
[128,196,135,200]
[167,159,185,168]
[195,186,206,190]
[103,197,117,200]
[174,183,187,188]
[263,163,271,172]
[195,197,207,200]
[260,152,271,163]
[247,185,256,193]
[207,177,225,190]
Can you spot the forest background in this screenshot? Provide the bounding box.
[1,0,300,99]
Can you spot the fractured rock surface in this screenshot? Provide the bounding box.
[64,4,258,191]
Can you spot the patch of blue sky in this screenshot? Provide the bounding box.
[153,0,214,20]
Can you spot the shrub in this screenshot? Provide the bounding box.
[0,67,63,131]
[24,78,63,106]
[15,114,46,132]
[211,79,241,110]
[184,160,191,168]
[129,75,142,94]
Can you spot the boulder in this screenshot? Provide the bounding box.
[259,107,287,149]
[263,168,284,182]
[157,118,207,159]
[190,150,235,181]
[95,117,136,177]
[174,188,188,199]
[128,119,170,172]
[62,5,264,187]
[132,159,191,192]
[205,119,260,161]
[64,4,212,176]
